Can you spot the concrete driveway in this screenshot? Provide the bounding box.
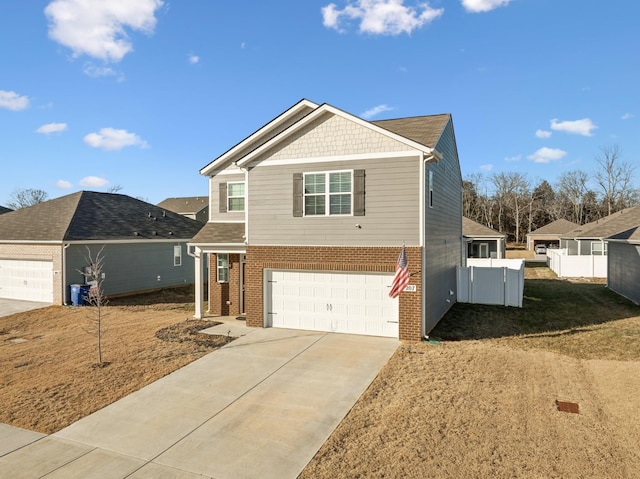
[0,298,51,318]
[0,324,398,478]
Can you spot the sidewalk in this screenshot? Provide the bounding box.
[0,323,398,478]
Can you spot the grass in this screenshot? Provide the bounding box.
[430,268,640,361]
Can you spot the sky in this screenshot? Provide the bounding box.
[1,0,639,206]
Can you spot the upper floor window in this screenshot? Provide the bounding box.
[304,171,352,216]
[174,245,182,266]
[228,182,245,212]
[428,170,434,208]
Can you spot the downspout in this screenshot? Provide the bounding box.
[62,243,70,305]
[420,152,427,340]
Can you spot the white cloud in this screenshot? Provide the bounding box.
[84,127,148,150]
[322,0,444,35]
[36,122,68,135]
[361,104,393,119]
[550,118,597,137]
[188,54,200,64]
[527,147,567,164]
[56,179,72,189]
[621,113,634,120]
[44,0,164,63]
[461,0,511,13]
[480,163,493,171]
[240,42,246,49]
[504,155,521,162]
[79,176,109,187]
[83,63,118,78]
[535,129,552,139]
[0,90,30,111]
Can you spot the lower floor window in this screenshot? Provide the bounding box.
[217,253,229,282]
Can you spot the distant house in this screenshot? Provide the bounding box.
[190,99,464,341]
[0,191,203,304]
[0,206,12,215]
[157,196,208,223]
[526,219,578,251]
[606,209,640,305]
[463,217,506,259]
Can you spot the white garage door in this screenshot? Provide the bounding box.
[0,259,54,302]
[266,270,399,338]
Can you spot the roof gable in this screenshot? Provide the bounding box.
[0,191,204,242]
[157,196,208,214]
[529,219,579,235]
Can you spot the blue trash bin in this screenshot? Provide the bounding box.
[70,284,90,306]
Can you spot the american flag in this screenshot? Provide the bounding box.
[389,244,410,298]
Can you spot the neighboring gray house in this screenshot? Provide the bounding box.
[526,218,579,250]
[606,208,640,305]
[0,191,203,304]
[560,206,640,256]
[463,217,506,259]
[189,99,464,341]
[157,196,209,223]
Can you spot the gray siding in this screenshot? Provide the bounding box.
[607,242,640,304]
[65,242,195,298]
[424,118,463,333]
[208,173,245,223]
[247,155,421,246]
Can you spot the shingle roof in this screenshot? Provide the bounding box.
[372,114,451,149]
[562,206,640,240]
[462,217,504,237]
[190,222,245,244]
[157,196,208,215]
[529,219,579,235]
[0,191,204,242]
[608,226,640,242]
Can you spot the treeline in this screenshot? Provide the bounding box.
[463,145,639,243]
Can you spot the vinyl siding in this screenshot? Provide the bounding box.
[208,173,246,222]
[423,118,463,333]
[248,155,421,246]
[65,242,195,297]
[607,242,640,304]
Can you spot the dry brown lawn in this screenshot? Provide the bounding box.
[0,288,231,434]
[2,271,640,478]
[300,265,640,479]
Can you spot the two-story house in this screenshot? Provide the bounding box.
[189,100,463,341]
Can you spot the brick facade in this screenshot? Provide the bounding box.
[242,245,422,341]
[208,253,244,316]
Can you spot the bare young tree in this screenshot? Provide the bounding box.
[6,188,49,209]
[558,170,589,224]
[79,246,108,366]
[594,145,635,216]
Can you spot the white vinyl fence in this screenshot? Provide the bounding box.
[547,248,607,278]
[457,259,525,308]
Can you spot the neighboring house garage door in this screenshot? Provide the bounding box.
[266,270,399,338]
[0,259,54,302]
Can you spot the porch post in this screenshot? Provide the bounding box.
[194,247,204,319]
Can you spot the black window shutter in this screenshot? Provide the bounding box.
[293,173,303,217]
[353,169,365,216]
[219,183,227,213]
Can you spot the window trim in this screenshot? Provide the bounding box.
[227,181,246,212]
[173,245,182,267]
[303,170,353,217]
[217,253,229,283]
